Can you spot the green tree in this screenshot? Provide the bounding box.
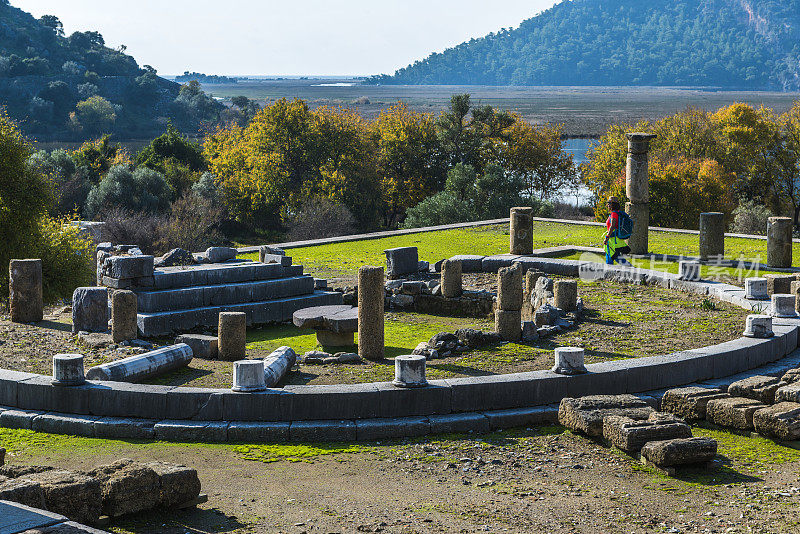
[85,164,171,218]
[70,96,116,135]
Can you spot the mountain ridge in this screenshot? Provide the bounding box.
[369,0,800,91]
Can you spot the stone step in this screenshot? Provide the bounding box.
[135,276,316,312]
[149,261,304,290]
[136,291,344,338]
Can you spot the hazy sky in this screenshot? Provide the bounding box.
[12,0,559,76]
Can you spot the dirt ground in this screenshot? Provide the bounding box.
[0,276,748,388]
[5,424,800,534]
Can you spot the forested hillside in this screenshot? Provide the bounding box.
[370,0,800,90]
[0,0,222,139]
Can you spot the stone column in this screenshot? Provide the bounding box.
[9,259,43,323]
[52,354,85,386]
[440,259,462,299]
[510,207,534,255]
[232,360,266,392]
[218,312,247,361]
[358,266,385,360]
[625,133,657,255]
[495,263,523,341]
[392,354,427,388]
[767,217,793,268]
[111,290,138,343]
[699,212,725,261]
[553,280,578,312]
[552,347,587,375]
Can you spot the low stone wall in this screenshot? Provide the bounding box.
[1,255,799,442]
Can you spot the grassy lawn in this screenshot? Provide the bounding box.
[240,221,800,281]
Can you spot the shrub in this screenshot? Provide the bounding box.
[729,199,773,236]
[155,194,225,253]
[85,164,171,218]
[30,218,94,302]
[287,197,357,241]
[101,207,164,255]
[192,172,218,200]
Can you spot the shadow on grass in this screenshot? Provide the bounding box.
[147,366,215,386]
[112,506,246,534]
[670,455,761,486]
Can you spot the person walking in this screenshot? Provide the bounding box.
[604,196,632,265]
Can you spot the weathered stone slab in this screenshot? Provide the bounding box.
[86,459,159,517]
[71,288,108,334]
[774,381,800,404]
[143,461,201,508]
[384,247,418,278]
[602,416,691,453]
[660,387,729,421]
[227,421,290,442]
[706,397,766,430]
[558,395,654,437]
[20,470,102,525]
[728,375,784,404]
[355,417,430,441]
[640,437,717,467]
[753,402,800,440]
[175,334,218,360]
[104,255,154,280]
[0,483,48,517]
[93,417,156,440]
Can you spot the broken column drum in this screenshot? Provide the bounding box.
[232,360,266,392]
[218,311,247,361]
[393,354,428,388]
[52,354,85,386]
[552,347,587,375]
[358,265,385,360]
[743,315,773,338]
[85,343,193,382]
[9,259,43,323]
[111,290,138,343]
[771,294,798,318]
[767,217,793,268]
[440,259,463,299]
[263,346,297,387]
[745,278,769,300]
[509,207,534,255]
[699,212,725,261]
[625,133,657,255]
[553,280,578,312]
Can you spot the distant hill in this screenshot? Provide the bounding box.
[370,0,800,91]
[0,0,223,140]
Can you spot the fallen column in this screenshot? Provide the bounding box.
[263,346,297,387]
[86,343,193,382]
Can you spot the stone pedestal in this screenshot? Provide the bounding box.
[218,312,247,361]
[384,247,418,279]
[441,259,463,299]
[497,264,523,311]
[9,259,43,323]
[392,355,428,388]
[625,202,650,255]
[317,330,355,347]
[111,290,138,343]
[745,278,768,300]
[743,315,773,338]
[792,281,800,313]
[699,212,725,261]
[358,266,385,360]
[495,309,522,342]
[625,133,656,255]
[232,360,266,392]
[767,217,793,268]
[765,274,793,296]
[510,207,534,255]
[553,280,578,312]
[552,347,587,375]
[72,287,108,334]
[678,261,701,282]
[771,294,798,318]
[52,354,85,386]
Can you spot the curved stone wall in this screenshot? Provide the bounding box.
[1,257,798,443]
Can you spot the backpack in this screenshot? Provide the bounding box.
[616,210,634,240]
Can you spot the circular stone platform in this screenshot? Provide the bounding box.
[293,305,358,346]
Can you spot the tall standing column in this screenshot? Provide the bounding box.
[699,212,725,261]
[767,217,793,268]
[625,133,657,255]
[358,266,385,360]
[509,207,533,256]
[9,259,43,324]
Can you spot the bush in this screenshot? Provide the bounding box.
[729,199,773,235]
[85,164,171,218]
[101,208,164,255]
[30,218,94,302]
[155,194,225,253]
[287,197,357,241]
